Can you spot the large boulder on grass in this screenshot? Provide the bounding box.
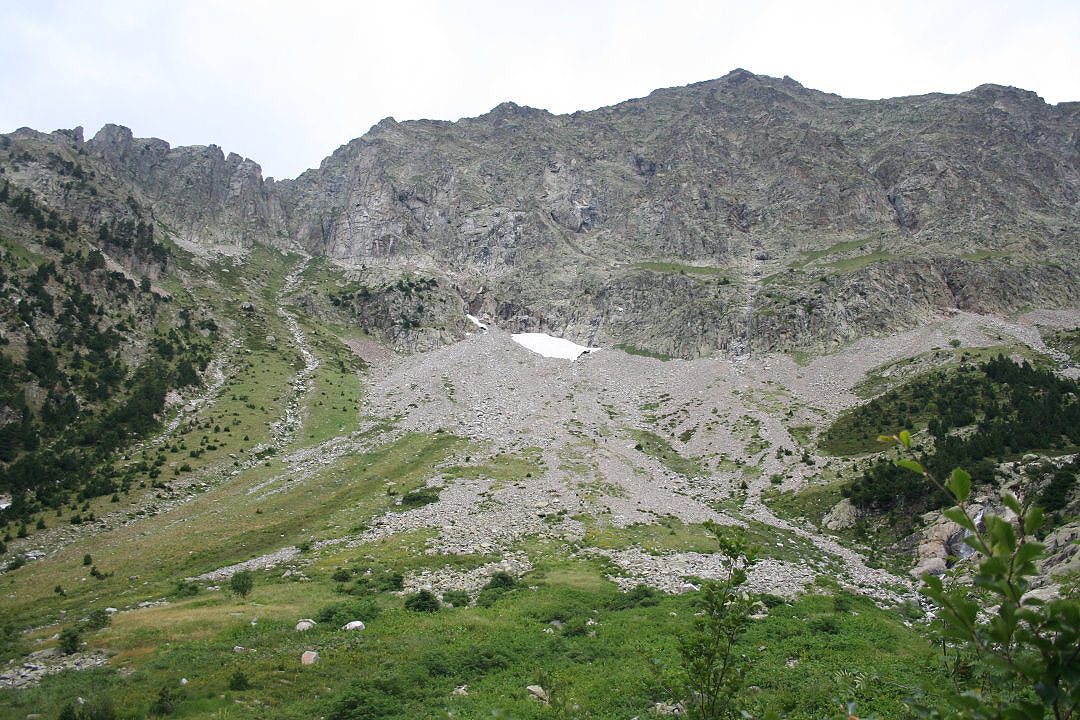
[295,619,316,631]
[823,498,858,530]
[526,685,549,703]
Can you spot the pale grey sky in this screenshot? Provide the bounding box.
[1,0,1077,179]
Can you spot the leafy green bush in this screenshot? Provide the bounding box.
[173,580,199,597]
[316,599,381,626]
[879,431,1080,720]
[328,681,408,720]
[658,521,759,719]
[228,668,251,691]
[483,571,516,591]
[229,570,254,599]
[475,587,504,608]
[608,584,660,611]
[58,626,81,654]
[807,615,839,635]
[471,571,521,607]
[83,608,111,630]
[560,616,590,637]
[380,572,404,591]
[149,685,182,715]
[343,578,375,596]
[58,697,116,720]
[404,590,441,613]
[0,620,24,661]
[441,590,469,607]
[345,570,405,597]
[758,593,786,609]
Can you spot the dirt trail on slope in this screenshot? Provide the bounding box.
[268,256,321,447]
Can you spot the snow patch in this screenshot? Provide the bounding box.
[466,314,488,331]
[511,333,596,360]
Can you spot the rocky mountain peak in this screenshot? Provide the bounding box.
[51,126,83,144]
[88,123,135,153]
[964,83,1047,106]
[719,67,759,84]
[483,101,552,120]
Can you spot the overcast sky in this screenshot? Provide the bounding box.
[2,0,1077,179]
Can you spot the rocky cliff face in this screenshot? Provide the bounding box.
[84,124,286,248]
[277,72,1079,257]
[2,70,1078,356]
[0,124,285,251]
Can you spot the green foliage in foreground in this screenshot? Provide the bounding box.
[879,432,1080,720]
[657,522,760,719]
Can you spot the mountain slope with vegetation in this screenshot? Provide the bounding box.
[0,74,1077,719]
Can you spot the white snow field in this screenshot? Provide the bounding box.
[511,332,596,360]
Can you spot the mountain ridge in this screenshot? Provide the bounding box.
[14,68,1077,183]
[2,69,1078,357]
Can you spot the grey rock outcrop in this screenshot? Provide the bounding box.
[823,498,858,531]
[85,124,286,247]
[1040,522,1080,584]
[912,516,967,577]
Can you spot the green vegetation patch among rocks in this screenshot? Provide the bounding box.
[832,355,1080,514]
[631,429,707,478]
